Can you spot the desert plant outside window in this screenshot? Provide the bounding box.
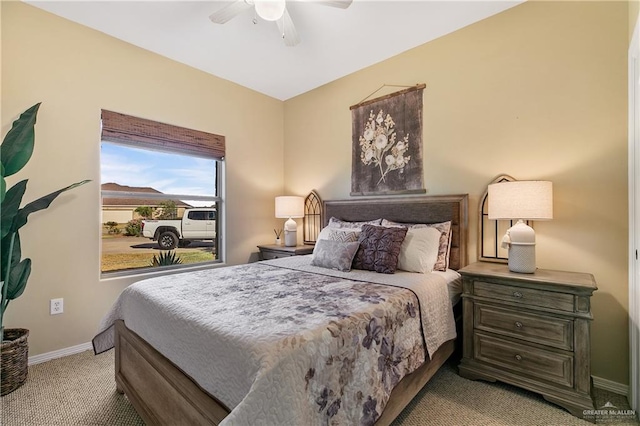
[99,110,225,276]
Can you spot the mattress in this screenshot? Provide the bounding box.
[431,268,463,306]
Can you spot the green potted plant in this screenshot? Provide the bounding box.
[1,103,90,395]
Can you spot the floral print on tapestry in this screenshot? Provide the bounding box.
[351,86,425,195]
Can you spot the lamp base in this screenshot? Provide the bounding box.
[284,230,297,247]
[284,217,297,247]
[508,244,536,273]
[504,220,537,274]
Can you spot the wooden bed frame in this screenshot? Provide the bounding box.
[114,194,469,425]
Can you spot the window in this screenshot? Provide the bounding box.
[100,110,225,276]
[187,210,216,221]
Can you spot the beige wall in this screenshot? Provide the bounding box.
[284,1,629,384]
[2,3,284,355]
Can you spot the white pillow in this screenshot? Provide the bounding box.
[397,227,441,273]
[382,219,452,272]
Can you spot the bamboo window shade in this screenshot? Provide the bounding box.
[101,110,225,159]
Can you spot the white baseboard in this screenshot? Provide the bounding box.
[592,375,629,396]
[28,342,93,366]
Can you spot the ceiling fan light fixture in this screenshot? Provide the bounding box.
[254,0,286,21]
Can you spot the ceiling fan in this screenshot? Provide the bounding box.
[209,0,353,47]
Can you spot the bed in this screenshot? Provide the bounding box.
[93,194,468,425]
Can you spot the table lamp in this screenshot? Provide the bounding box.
[275,196,304,247]
[488,181,553,273]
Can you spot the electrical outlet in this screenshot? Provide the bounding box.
[50,298,63,315]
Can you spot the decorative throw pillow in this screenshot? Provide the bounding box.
[314,227,361,256]
[380,219,406,228]
[381,219,452,271]
[311,240,360,272]
[412,222,452,271]
[326,228,360,243]
[352,224,408,274]
[316,226,332,242]
[397,227,442,273]
[328,217,382,229]
[445,228,453,269]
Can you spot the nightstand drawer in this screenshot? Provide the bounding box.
[474,332,574,388]
[474,281,574,312]
[475,304,573,350]
[261,251,294,260]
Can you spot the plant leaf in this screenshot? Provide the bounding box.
[0,163,5,203]
[6,258,31,300]
[1,180,27,240]
[0,177,5,204]
[1,103,40,177]
[12,179,90,232]
[1,232,21,283]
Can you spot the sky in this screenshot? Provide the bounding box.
[101,143,217,206]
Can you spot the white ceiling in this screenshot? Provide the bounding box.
[27,0,523,101]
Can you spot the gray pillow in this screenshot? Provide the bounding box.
[311,239,360,272]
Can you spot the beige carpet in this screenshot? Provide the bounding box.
[1,350,638,425]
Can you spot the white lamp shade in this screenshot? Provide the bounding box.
[275,196,304,218]
[254,0,286,21]
[488,181,553,221]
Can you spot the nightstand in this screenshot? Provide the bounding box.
[458,262,597,419]
[257,244,314,260]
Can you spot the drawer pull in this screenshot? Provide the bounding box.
[515,321,523,329]
[512,291,523,299]
[515,354,522,361]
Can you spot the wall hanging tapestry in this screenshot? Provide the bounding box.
[350,84,426,196]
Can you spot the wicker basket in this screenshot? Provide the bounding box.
[1,328,29,396]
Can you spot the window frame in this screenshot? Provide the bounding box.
[99,110,225,278]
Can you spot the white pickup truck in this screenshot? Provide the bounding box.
[142,208,216,250]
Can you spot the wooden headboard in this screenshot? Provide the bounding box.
[323,195,468,270]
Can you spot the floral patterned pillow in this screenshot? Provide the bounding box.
[381,219,452,271]
[328,217,382,229]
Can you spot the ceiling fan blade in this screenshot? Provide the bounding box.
[307,0,353,9]
[276,9,300,47]
[209,0,252,24]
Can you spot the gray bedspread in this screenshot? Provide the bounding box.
[93,256,456,425]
